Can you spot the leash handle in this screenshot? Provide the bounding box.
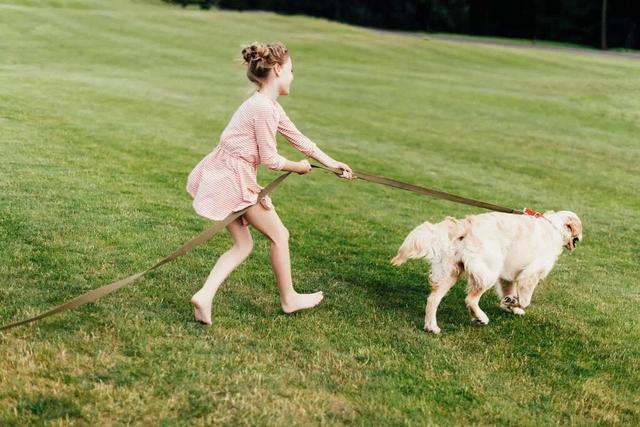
[311,163,352,177]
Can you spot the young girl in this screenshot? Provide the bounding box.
[186,42,353,325]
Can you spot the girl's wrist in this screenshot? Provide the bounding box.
[283,160,297,172]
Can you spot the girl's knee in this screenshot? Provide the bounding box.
[233,238,253,258]
[270,226,289,246]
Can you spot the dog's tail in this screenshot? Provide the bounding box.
[392,217,468,266]
[391,222,439,266]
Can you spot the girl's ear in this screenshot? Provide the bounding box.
[273,63,281,77]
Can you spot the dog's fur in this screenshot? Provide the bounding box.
[391,211,582,333]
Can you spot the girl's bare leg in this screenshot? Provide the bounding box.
[191,217,253,325]
[243,203,323,313]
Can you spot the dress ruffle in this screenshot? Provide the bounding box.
[186,147,273,226]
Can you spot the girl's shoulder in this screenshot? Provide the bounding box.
[242,92,280,117]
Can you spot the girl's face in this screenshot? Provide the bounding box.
[275,57,294,95]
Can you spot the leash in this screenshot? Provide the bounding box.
[2,163,536,332]
[311,164,523,214]
[0,172,292,332]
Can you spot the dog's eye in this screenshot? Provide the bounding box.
[572,237,579,245]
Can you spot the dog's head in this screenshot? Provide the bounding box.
[553,211,583,251]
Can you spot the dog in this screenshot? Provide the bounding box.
[391,210,582,333]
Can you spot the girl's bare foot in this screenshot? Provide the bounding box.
[281,291,324,314]
[191,290,213,325]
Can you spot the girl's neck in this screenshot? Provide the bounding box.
[257,84,279,101]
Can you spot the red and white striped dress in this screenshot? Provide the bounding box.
[186,91,317,224]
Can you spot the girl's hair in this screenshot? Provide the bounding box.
[241,42,289,86]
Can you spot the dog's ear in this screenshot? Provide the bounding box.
[564,216,581,237]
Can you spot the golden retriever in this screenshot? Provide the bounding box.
[391,211,582,333]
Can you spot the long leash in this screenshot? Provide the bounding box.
[311,164,523,214]
[0,172,292,332]
[1,164,527,332]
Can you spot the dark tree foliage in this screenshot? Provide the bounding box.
[164,0,214,9]
[163,0,640,49]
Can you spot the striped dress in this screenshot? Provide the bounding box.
[186,91,317,224]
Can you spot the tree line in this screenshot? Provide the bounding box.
[165,0,639,50]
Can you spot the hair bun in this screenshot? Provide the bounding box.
[242,43,270,64]
[240,42,289,87]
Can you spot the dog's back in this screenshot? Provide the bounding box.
[393,212,565,282]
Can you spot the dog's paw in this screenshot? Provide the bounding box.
[511,307,525,316]
[471,312,490,325]
[501,306,526,315]
[424,323,441,334]
[502,295,520,307]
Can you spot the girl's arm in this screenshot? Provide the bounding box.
[277,106,353,178]
[310,146,343,170]
[281,159,312,174]
[253,105,310,174]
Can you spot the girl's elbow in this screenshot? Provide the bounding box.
[262,157,286,171]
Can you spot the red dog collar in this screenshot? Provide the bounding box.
[523,207,543,217]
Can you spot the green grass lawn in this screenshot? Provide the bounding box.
[1,0,639,425]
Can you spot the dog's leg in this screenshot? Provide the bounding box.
[496,278,513,300]
[465,274,494,325]
[424,281,454,334]
[513,266,546,312]
[497,279,525,315]
[515,277,539,310]
[424,264,460,334]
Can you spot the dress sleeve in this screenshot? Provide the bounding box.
[253,104,287,171]
[277,104,317,157]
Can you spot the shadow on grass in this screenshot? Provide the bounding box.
[15,396,83,422]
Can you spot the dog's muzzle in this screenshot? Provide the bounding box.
[566,236,580,251]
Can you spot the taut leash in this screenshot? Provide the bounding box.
[2,163,533,332]
[0,172,292,332]
[311,164,523,215]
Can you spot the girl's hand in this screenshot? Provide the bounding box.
[295,159,312,175]
[334,161,354,180]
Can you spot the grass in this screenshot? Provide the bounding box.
[1,0,639,425]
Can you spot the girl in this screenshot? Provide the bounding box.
[186,42,353,325]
